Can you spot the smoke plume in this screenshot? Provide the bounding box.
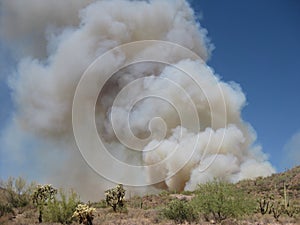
[0,0,275,199]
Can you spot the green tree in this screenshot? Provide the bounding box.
[191,180,256,222]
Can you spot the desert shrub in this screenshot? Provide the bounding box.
[44,189,79,224]
[192,180,256,222]
[180,190,193,195]
[271,198,284,221]
[90,199,107,209]
[32,184,57,223]
[257,182,300,220]
[0,177,35,208]
[159,190,170,196]
[72,203,95,225]
[0,203,13,217]
[127,196,143,209]
[285,201,300,218]
[264,196,299,221]
[162,199,197,223]
[105,184,126,212]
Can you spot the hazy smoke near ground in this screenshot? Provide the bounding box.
[283,132,300,169]
[1,0,275,199]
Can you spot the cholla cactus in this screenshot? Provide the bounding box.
[32,184,57,223]
[32,184,57,204]
[72,203,96,225]
[105,184,125,212]
[257,193,274,215]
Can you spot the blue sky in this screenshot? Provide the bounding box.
[0,0,299,180]
[190,0,300,171]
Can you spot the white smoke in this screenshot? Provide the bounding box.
[283,132,300,168]
[0,0,274,199]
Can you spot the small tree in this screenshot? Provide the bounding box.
[192,180,256,222]
[32,184,57,223]
[105,184,126,212]
[72,204,95,225]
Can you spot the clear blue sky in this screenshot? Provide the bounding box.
[0,0,299,179]
[190,0,300,171]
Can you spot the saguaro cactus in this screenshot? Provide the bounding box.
[282,182,299,218]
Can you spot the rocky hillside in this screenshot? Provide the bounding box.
[237,165,300,200]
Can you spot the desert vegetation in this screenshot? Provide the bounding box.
[0,166,299,224]
[32,184,57,222]
[72,204,96,225]
[105,184,126,212]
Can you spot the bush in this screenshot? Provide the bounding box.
[44,189,80,224]
[0,203,14,217]
[285,201,300,218]
[90,200,107,209]
[162,199,197,223]
[127,196,143,209]
[0,177,35,208]
[191,180,256,222]
[271,198,284,221]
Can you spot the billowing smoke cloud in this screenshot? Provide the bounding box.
[0,0,274,199]
[0,0,93,58]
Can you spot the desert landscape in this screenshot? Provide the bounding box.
[1,166,299,225]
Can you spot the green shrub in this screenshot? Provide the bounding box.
[0,203,14,217]
[285,201,300,218]
[127,196,143,209]
[90,200,107,209]
[159,190,170,197]
[0,177,35,208]
[44,189,80,224]
[191,180,256,222]
[271,199,284,221]
[162,199,197,223]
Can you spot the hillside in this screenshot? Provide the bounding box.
[237,165,300,199]
[0,166,299,225]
